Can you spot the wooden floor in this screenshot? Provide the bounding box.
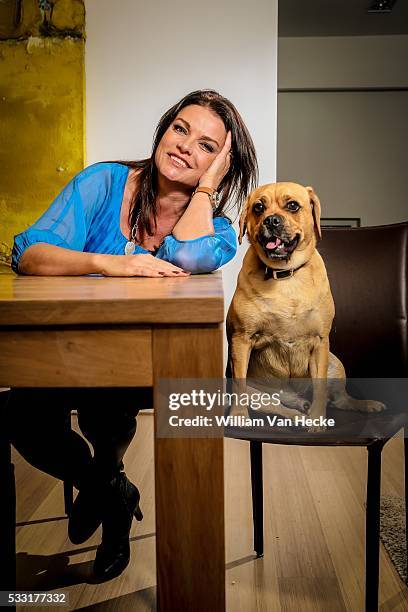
[13,413,408,611]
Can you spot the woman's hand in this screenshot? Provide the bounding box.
[198,131,232,190]
[171,132,232,241]
[96,253,189,277]
[18,244,189,277]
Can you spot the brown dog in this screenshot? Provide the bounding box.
[226,182,384,430]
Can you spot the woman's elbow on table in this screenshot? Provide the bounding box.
[181,249,223,274]
[159,235,236,274]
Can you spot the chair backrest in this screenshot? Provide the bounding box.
[319,223,408,377]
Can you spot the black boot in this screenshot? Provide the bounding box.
[68,460,130,545]
[92,472,143,582]
[68,475,106,545]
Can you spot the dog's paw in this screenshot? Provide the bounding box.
[304,405,328,433]
[279,391,310,414]
[301,400,311,414]
[307,423,327,434]
[229,404,249,418]
[254,405,306,420]
[366,400,386,413]
[357,400,386,413]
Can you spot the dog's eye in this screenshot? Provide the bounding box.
[286,200,300,212]
[253,202,265,215]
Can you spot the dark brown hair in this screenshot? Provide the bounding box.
[121,89,258,238]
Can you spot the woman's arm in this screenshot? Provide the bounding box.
[157,217,237,274]
[172,132,232,241]
[13,165,188,277]
[18,243,100,275]
[19,243,188,277]
[172,192,214,240]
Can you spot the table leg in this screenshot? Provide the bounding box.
[153,326,225,612]
[0,390,16,590]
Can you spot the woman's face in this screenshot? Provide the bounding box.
[155,104,227,189]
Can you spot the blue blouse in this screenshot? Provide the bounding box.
[12,163,237,274]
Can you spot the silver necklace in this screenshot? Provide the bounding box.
[124,210,141,255]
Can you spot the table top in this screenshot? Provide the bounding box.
[0,271,224,326]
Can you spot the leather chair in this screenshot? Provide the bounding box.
[228,223,408,612]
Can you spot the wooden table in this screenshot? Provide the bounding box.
[0,272,225,611]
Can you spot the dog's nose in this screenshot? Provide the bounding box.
[264,214,284,230]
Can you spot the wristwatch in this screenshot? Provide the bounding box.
[192,186,221,209]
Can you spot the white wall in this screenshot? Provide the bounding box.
[277,90,408,225]
[279,35,408,89]
[85,0,278,364]
[277,36,408,225]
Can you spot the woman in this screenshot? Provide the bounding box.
[8,89,258,582]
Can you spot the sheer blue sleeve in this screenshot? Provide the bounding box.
[156,216,237,274]
[11,164,112,272]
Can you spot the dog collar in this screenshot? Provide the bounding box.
[264,263,306,281]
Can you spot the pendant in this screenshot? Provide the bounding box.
[125,241,136,255]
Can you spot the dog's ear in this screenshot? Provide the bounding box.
[238,199,250,244]
[306,186,322,239]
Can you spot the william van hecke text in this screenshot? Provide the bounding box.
[168,415,335,428]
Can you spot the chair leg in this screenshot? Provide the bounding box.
[404,428,408,583]
[0,445,16,590]
[62,411,74,516]
[250,440,263,557]
[365,441,384,612]
[0,390,16,590]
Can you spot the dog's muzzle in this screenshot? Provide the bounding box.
[257,216,300,260]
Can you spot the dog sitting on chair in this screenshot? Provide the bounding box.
[226,182,385,431]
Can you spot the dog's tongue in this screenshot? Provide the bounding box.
[266,237,282,249]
